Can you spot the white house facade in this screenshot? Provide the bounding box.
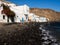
[0,1,48,23]
[10,4,29,23]
[0,1,30,23]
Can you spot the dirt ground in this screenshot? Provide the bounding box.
[0,22,42,45]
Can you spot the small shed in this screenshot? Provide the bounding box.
[39,17,48,22]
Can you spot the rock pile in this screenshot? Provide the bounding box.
[39,25,59,45]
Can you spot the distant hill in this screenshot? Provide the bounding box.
[30,8,60,22]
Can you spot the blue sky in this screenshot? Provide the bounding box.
[7,0,60,12]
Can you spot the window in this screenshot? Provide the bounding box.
[17,16,18,17]
[24,14,28,19]
[3,15,5,19]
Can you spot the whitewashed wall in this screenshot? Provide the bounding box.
[0,1,48,23]
[10,4,29,23]
[39,17,47,22]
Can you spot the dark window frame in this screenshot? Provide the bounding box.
[24,14,28,19]
[3,15,5,19]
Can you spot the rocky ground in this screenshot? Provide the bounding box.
[0,22,59,45]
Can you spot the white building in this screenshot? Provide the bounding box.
[28,13,36,22]
[0,1,48,23]
[0,1,29,23]
[28,13,48,22]
[10,4,29,23]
